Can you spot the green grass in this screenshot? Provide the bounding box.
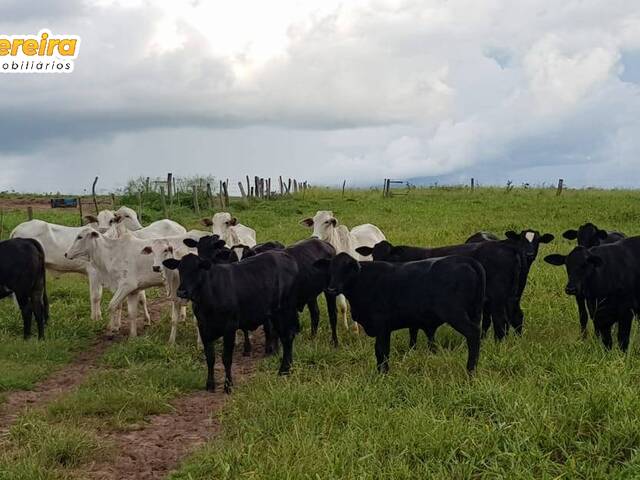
[3,186,640,478]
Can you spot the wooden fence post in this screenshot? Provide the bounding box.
[267,178,271,199]
[206,183,214,210]
[111,193,116,209]
[471,178,475,191]
[238,182,247,203]
[342,180,346,198]
[91,176,99,214]
[223,181,229,207]
[160,186,168,218]
[279,176,284,195]
[556,178,564,196]
[246,176,251,199]
[192,186,200,215]
[167,173,173,208]
[78,198,84,226]
[219,181,226,209]
[27,206,33,220]
[145,177,150,193]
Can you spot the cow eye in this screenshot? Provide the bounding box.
[77,235,82,239]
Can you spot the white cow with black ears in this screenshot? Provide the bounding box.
[201,213,256,249]
[300,210,386,332]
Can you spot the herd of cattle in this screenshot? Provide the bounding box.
[0,206,635,393]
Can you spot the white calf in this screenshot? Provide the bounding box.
[65,228,169,337]
[300,210,386,332]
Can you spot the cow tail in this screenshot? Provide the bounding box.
[472,260,486,324]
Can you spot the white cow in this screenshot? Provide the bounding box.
[84,206,143,233]
[65,228,173,337]
[107,217,186,240]
[140,230,209,345]
[202,213,256,248]
[300,210,386,332]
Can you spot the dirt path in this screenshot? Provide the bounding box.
[86,331,265,480]
[0,334,123,437]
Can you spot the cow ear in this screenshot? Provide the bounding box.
[504,230,520,241]
[588,255,604,267]
[90,231,100,238]
[562,230,578,240]
[300,217,314,227]
[199,259,212,270]
[355,246,374,256]
[201,218,213,227]
[330,218,337,226]
[540,233,555,244]
[229,217,238,226]
[183,238,198,248]
[141,246,153,255]
[213,239,226,249]
[167,245,174,253]
[162,259,180,270]
[544,254,566,266]
[84,215,98,224]
[596,229,608,240]
[313,258,331,271]
[113,214,123,223]
[375,240,393,259]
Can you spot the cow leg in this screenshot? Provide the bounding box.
[222,331,235,393]
[481,305,491,338]
[324,292,339,347]
[180,306,187,323]
[31,290,46,340]
[263,320,278,356]
[107,287,130,335]
[576,295,588,338]
[617,308,633,352]
[308,298,320,338]
[169,301,180,345]
[587,299,600,337]
[278,326,296,376]
[510,298,524,336]
[450,315,481,374]
[88,273,103,322]
[17,294,33,340]
[202,339,216,392]
[242,329,252,356]
[337,294,349,330]
[139,291,151,326]
[126,294,140,337]
[409,328,418,349]
[375,331,391,373]
[195,316,203,349]
[595,309,614,350]
[491,304,508,341]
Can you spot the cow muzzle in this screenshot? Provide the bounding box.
[152,266,161,273]
[565,286,577,295]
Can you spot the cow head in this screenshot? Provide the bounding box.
[562,223,608,248]
[113,206,143,231]
[504,229,555,263]
[314,252,360,295]
[355,240,398,261]
[300,211,338,240]
[544,246,603,296]
[65,227,100,261]
[201,212,238,237]
[183,235,228,262]
[163,253,210,302]
[141,239,174,273]
[231,244,253,261]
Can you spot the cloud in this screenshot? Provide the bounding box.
[1,0,640,192]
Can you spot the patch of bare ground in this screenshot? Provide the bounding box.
[85,330,265,480]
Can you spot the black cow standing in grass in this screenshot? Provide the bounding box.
[466,229,555,335]
[164,250,299,393]
[241,239,340,346]
[0,238,49,339]
[356,240,521,344]
[315,253,485,373]
[561,223,626,337]
[544,236,640,351]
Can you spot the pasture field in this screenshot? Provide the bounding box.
[2,186,640,479]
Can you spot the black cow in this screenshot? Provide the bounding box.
[544,237,640,351]
[315,253,485,373]
[231,241,285,261]
[356,240,521,343]
[465,229,555,333]
[163,250,299,393]
[561,223,627,337]
[0,238,49,339]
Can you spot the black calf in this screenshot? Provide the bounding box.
[0,238,49,339]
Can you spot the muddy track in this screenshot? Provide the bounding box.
[86,330,265,480]
[0,333,124,438]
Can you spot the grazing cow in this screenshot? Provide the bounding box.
[163,250,300,393]
[140,230,210,344]
[300,210,386,332]
[201,213,256,248]
[356,240,521,343]
[314,253,485,373]
[465,229,554,334]
[544,237,640,351]
[0,238,49,339]
[65,228,169,337]
[560,223,627,337]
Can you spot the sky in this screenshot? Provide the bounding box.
[1,0,640,193]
